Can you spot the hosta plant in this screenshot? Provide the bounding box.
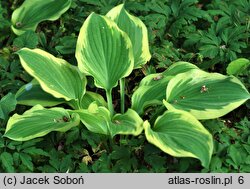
[4,4,250,168]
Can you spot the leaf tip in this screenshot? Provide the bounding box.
[143,120,150,130]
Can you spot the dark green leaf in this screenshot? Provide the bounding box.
[20,153,33,171]
[0,152,14,172]
[13,31,38,49]
[0,93,17,120]
[22,147,50,157]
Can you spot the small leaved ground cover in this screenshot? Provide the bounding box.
[0,0,250,173]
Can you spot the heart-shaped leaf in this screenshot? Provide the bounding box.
[106,4,151,68]
[16,80,65,107]
[75,103,143,137]
[144,109,213,168]
[164,69,250,119]
[11,0,72,35]
[132,62,198,114]
[76,13,134,90]
[17,48,86,102]
[4,105,80,141]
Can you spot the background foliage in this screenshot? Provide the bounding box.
[0,0,249,172]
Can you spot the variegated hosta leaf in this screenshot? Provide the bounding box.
[68,91,107,110]
[75,103,110,135]
[111,109,143,136]
[131,74,172,115]
[226,58,250,75]
[106,4,151,68]
[144,109,213,168]
[163,61,199,77]
[16,80,65,107]
[76,13,134,91]
[0,93,17,120]
[11,0,72,35]
[75,103,143,137]
[132,62,198,114]
[4,105,80,141]
[164,69,250,120]
[16,79,106,109]
[17,48,86,102]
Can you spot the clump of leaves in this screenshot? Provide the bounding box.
[202,117,250,173]
[184,0,250,70]
[2,4,249,173]
[0,2,11,45]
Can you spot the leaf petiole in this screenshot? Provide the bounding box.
[119,78,125,114]
[106,89,114,116]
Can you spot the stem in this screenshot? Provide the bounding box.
[106,89,114,116]
[119,78,125,114]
